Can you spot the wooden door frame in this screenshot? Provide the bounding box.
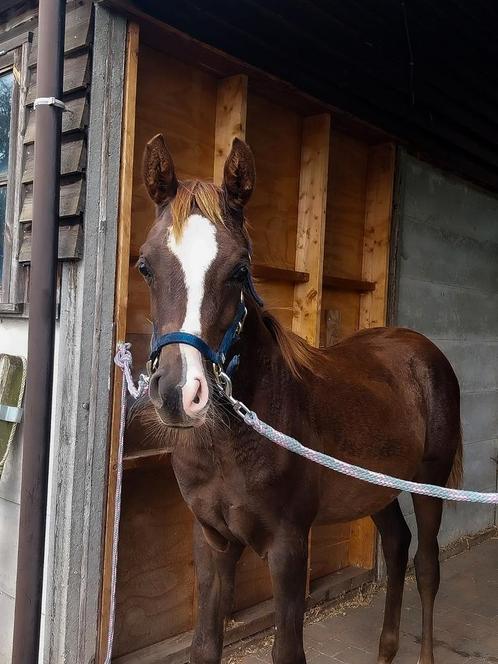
[42,6,129,664]
[97,19,139,664]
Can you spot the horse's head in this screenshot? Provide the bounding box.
[139,134,255,428]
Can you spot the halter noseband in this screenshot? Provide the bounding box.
[148,273,263,378]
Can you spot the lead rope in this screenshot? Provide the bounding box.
[105,344,149,664]
[239,410,498,504]
[214,368,498,505]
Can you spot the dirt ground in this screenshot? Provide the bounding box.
[226,536,498,664]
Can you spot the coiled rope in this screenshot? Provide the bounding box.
[104,344,149,664]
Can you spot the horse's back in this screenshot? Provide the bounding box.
[326,326,458,394]
[311,326,461,522]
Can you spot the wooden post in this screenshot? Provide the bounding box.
[350,142,395,570]
[359,143,396,329]
[292,114,330,594]
[292,114,330,346]
[97,22,139,663]
[214,75,247,185]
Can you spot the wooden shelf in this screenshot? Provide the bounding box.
[123,448,171,471]
[253,263,308,283]
[323,275,375,292]
[129,257,374,293]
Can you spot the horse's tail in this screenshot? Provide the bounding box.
[446,424,463,489]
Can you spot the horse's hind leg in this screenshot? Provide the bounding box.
[412,495,443,664]
[373,500,412,664]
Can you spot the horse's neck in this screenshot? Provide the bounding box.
[233,304,298,405]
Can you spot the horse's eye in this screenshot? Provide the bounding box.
[231,265,249,283]
[138,260,152,280]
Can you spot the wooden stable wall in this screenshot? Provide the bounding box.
[105,25,395,664]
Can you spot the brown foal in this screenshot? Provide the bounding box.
[136,134,463,664]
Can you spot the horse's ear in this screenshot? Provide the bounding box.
[222,138,255,209]
[143,133,178,206]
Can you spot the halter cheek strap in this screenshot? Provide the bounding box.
[148,273,262,375]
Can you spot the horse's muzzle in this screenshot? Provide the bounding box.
[148,347,209,427]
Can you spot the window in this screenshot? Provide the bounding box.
[0,28,36,313]
[0,33,29,314]
[0,69,14,279]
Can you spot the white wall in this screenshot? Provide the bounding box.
[0,318,59,664]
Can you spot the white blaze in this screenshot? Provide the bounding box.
[167,213,218,334]
[167,214,218,416]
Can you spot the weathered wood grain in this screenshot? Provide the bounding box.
[22,137,86,183]
[20,178,85,222]
[292,114,330,345]
[24,94,88,144]
[213,74,247,185]
[359,143,396,329]
[98,20,139,664]
[25,50,91,104]
[18,222,82,262]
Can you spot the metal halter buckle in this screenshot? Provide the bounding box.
[236,297,247,336]
[213,364,232,397]
[212,363,251,420]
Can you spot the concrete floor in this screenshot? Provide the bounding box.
[230,537,498,664]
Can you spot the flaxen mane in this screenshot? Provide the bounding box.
[170,180,224,239]
[262,312,321,379]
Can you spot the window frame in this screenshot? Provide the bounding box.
[0,32,31,315]
[0,60,19,300]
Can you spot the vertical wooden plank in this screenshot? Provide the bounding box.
[97,21,139,664]
[359,143,396,329]
[348,517,377,569]
[350,142,395,570]
[292,114,330,346]
[291,114,330,594]
[213,74,247,185]
[245,93,302,328]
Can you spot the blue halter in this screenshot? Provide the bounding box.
[149,273,263,375]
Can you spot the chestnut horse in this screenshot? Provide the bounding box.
[136,134,462,664]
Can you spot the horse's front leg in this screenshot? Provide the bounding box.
[268,526,309,664]
[190,520,243,664]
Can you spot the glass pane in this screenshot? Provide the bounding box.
[0,185,6,277]
[0,71,14,176]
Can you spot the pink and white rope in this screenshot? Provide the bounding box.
[104,344,148,664]
[241,410,498,504]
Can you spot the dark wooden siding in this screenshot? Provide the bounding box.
[127,0,498,191]
[0,0,93,263]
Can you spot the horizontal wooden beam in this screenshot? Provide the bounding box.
[253,264,309,283]
[323,275,375,292]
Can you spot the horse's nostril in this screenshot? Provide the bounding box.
[183,377,208,416]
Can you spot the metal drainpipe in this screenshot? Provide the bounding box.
[11,0,66,662]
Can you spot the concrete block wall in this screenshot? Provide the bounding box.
[393,154,498,555]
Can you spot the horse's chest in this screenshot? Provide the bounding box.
[172,450,274,553]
